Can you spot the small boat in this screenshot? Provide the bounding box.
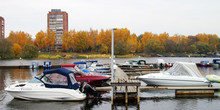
[200,61,212,67]
[206,75,220,83]
[43,61,52,70]
[74,60,110,73]
[212,59,220,68]
[121,60,149,68]
[5,68,86,101]
[137,62,210,86]
[61,64,110,86]
[29,61,39,69]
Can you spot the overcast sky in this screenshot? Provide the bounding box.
[1,0,220,38]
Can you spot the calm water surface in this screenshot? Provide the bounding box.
[1,58,220,110]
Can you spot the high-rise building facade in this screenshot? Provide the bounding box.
[47,9,68,50]
[0,16,5,38]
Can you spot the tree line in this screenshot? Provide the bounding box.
[0,28,219,59]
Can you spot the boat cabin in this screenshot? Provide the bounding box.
[32,68,79,90]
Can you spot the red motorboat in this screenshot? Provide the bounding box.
[61,64,110,86]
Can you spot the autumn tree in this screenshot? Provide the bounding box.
[127,34,138,53]
[73,31,89,52]
[97,29,111,53]
[12,43,22,57]
[208,34,219,52]
[7,31,33,48]
[45,30,56,52]
[35,30,47,51]
[88,29,98,52]
[139,32,153,52]
[61,30,75,52]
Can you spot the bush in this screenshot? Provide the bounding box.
[38,55,50,59]
[64,55,72,59]
[50,55,62,59]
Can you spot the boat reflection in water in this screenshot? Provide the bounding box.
[7,99,85,110]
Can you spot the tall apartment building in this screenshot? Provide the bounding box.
[0,16,5,38]
[47,9,68,50]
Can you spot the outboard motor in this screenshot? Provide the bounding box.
[79,82,99,97]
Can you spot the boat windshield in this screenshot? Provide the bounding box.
[42,73,68,86]
[28,77,42,83]
[165,62,203,78]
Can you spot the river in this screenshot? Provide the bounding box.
[1,57,220,110]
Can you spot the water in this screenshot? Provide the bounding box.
[0,57,217,66]
[1,58,220,110]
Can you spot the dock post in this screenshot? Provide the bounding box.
[125,85,128,103]
[137,86,140,104]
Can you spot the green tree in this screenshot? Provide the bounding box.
[144,40,165,54]
[196,42,210,54]
[187,45,197,54]
[165,40,177,53]
[114,41,130,55]
[21,44,39,59]
[0,38,14,59]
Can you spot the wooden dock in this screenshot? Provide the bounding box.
[111,67,141,104]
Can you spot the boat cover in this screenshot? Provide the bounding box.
[43,68,79,90]
[74,61,87,64]
[165,62,203,78]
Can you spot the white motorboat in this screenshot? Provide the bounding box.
[137,62,210,86]
[5,68,86,101]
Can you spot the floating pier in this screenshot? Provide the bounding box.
[111,67,141,104]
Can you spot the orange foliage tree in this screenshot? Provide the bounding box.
[61,30,76,51]
[73,31,89,52]
[7,31,33,48]
[35,30,47,50]
[46,30,56,52]
[12,43,22,57]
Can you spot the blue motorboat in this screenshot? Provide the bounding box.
[43,61,52,70]
[30,62,39,69]
[73,60,110,73]
[199,61,212,67]
[212,59,220,68]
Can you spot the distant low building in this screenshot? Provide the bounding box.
[0,16,5,38]
[47,9,68,50]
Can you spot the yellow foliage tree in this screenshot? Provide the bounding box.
[73,31,89,52]
[35,30,47,50]
[61,30,76,51]
[12,43,22,56]
[88,29,98,51]
[196,33,209,44]
[127,34,137,53]
[7,31,33,48]
[46,30,56,51]
[97,29,111,53]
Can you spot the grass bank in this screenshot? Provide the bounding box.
[37,52,140,59]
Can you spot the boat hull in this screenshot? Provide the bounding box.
[138,74,209,86]
[5,83,86,101]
